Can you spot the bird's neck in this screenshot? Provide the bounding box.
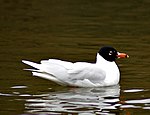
[96,53,118,70]
[96,53,120,86]
[96,53,115,65]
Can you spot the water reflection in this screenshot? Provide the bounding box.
[0,85,149,114]
[25,85,120,114]
[0,0,150,114]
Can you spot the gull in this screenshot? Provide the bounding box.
[22,46,129,87]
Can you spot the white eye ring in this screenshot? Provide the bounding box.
[109,51,113,55]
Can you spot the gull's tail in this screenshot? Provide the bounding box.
[22,60,66,85]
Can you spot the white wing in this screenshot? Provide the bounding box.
[22,59,106,87]
[66,62,106,87]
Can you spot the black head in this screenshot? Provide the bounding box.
[98,46,118,62]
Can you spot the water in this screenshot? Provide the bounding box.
[0,0,150,114]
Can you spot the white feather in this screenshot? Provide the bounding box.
[22,53,120,87]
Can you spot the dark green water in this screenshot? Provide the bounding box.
[0,0,150,114]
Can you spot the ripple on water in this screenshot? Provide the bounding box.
[11,85,28,89]
[0,86,149,114]
[23,87,150,114]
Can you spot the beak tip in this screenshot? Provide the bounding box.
[126,55,129,58]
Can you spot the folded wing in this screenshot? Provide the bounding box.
[67,62,106,87]
[22,59,106,87]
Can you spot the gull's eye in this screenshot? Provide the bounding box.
[109,51,113,55]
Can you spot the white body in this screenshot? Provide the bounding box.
[22,53,120,87]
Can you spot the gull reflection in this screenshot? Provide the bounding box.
[25,85,120,114]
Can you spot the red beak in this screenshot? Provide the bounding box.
[117,52,129,58]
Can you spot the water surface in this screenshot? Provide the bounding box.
[0,0,150,114]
